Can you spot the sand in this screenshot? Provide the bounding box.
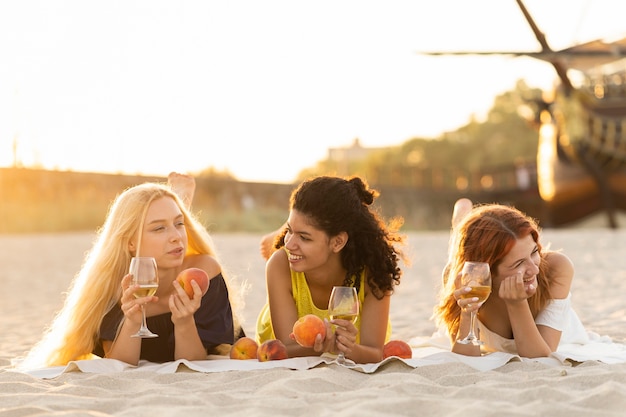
[2,227,626,416]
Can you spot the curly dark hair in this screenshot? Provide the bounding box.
[274,176,406,299]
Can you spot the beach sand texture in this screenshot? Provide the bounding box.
[2,227,626,416]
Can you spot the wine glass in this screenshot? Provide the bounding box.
[328,286,359,365]
[129,256,159,338]
[457,261,491,345]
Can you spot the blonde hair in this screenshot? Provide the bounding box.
[18,182,244,369]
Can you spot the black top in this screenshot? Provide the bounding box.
[93,272,240,362]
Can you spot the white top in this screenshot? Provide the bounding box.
[417,293,626,364]
[477,293,589,355]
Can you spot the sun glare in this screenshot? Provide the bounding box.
[2,1,625,183]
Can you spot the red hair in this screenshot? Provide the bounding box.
[434,204,550,339]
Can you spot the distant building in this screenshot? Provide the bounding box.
[327,138,387,163]
[327,138,389,176]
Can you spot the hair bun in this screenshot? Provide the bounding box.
[348,177,376,205]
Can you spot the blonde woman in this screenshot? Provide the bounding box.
[19,178,244,368]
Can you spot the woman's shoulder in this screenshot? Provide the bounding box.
[266,247,288,269]
[544,250,574,272]
[543,250,574,297]
[183,254,221,278]
[265,248,293,287]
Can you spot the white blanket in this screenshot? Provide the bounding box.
[17,349,558,379]
[17,331,626,379]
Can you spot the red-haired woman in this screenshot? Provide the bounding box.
[433,200,587,358]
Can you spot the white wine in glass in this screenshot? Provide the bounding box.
[457,261,491,345]
[328,286,359,365]
[129,256,159,338]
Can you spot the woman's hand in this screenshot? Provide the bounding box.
[169,279,202,325]
[499,271,536,302]
[453,272,482,313]
[454,285,483,314]
[120,273,158,326]
[329,318,358,356]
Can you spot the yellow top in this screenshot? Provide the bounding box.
[255,268,392,344]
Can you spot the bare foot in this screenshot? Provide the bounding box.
[451,198,473,229]
[168,172,196,209]
[443,198,473,285]
[259,229,279,260]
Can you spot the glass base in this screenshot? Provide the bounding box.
[456,337,483,345]
[131,328,159,338]
[335,353,356,367]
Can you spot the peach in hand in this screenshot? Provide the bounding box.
[382,340,413,359]
[257,339,288,362]
[176,267,209,299]
[292,314,326,348]
[229,337,259,360]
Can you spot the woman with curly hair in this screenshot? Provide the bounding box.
[256,175,406,363]
[19,175,245,369]
[433,200,586,358]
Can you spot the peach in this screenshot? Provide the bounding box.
[257,339,288,362]
[292,314,326,348]
[382,340,412,359]
[176,267,209,299]
[229,337,259,360]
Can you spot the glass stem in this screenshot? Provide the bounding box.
[468,311,476,339]
[141,305,148,330]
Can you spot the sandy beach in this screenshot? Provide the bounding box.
[2,226,626,416]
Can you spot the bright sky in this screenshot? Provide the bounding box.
[1,0,625,183]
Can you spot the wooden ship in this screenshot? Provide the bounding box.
[424,0,626,228]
